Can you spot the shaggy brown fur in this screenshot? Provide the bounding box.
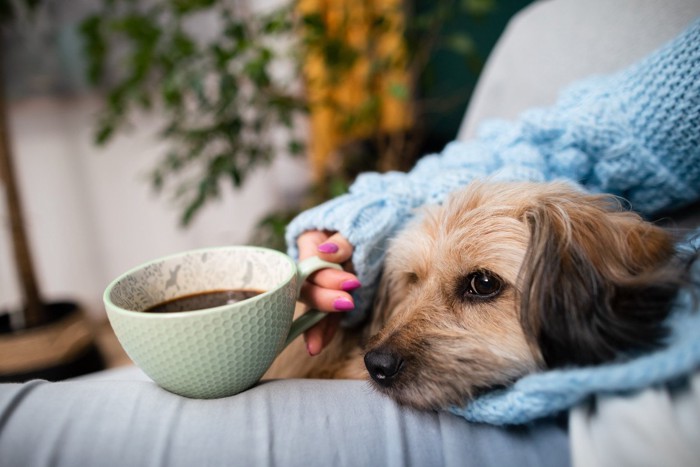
[266,181,682,410]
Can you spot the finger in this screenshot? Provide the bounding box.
[297,231,331,261]
[316,232,354,264]
[304,321,324,356]
[304,314,341,356]
[308,268,361,292]
[300,283,355,312]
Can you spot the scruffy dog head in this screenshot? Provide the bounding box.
[364,181,681,410]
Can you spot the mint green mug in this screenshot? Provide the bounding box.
[103,246,340,399]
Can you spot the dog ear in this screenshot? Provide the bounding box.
[519,189,679,368]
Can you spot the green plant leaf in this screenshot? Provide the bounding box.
[444,33,476,56]
[181,190,206,226]
[301,13,325,37]
[217,73,237,111]
[288,140,305,156]
[388,82,409,100]
[172,30,196,58]
[243,53,271,87]
[229,166,242,187]
[461,0,496,16]
[224,19,246,42]
[95,122,115,145]
[79,15,107,84]
[171,0,216,15]
[187,73,210,109]
[151,169,164,192]
[162,76,183,108]
[262,8,293,34]
[322,38,359,73]
[328,176,349,198]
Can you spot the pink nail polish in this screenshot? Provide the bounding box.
[341,279,362,291]
[318,243,339,254]
[333,298,355,311]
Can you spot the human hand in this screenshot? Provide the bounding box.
[297,231,358,356]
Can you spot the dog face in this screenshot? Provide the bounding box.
[364,181,679,410]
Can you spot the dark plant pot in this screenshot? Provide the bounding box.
[0,301,106,383]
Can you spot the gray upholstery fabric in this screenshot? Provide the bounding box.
[570,372,700,467]
[0,375,568,467]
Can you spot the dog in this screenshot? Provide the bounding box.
[267,181,685,410]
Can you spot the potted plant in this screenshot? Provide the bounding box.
[0,1,105,382]
[79,0,494,231]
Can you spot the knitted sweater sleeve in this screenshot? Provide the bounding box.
[285,19,700,325]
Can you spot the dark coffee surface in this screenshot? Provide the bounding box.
[144,289,264,313]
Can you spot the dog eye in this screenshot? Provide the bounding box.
[462,271,502,299]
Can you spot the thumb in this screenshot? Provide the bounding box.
[316,232,354,266]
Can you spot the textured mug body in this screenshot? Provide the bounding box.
[104,247,300,399]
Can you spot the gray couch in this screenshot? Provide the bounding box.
[2,1,698,466]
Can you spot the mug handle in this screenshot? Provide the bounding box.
[284,256,343,348]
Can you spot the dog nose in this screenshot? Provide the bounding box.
[364,349,404,386]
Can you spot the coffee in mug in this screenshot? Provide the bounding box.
[144,289,265,314]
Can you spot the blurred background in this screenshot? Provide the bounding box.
[0,0,531,377]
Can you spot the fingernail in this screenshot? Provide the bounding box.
[318,242,339,254]
[333,297,355,311]
[306,342,316,356]
[341,279,362,291]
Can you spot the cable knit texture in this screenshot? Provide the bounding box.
[285,19,700,423]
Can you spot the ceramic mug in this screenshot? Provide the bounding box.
[103,246,340,399]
